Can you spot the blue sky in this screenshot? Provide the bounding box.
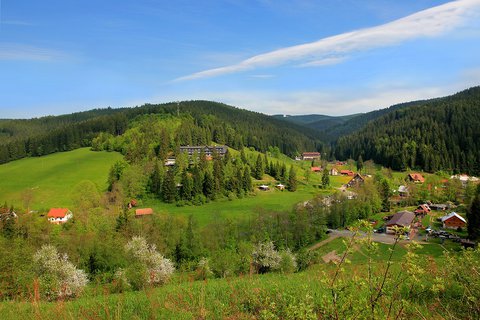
[1,0,480,118]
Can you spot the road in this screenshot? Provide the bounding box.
[309,229,427,251]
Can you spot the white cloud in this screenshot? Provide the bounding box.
[177,0,480,81]
[298,56,347,67]
[0,43,66,61]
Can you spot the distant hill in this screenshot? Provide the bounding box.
[334,86,480,174]
[0,101,324,164]
[272,114,361,134]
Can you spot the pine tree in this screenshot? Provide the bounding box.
[203,170,215,200]
[254,154,264,180]
[321,167,330,188]
[240,148,247,164]
[357,155,364,173]
[243,165,253,192]
[379,179,391,212]
[191,165,203,196]
[180,170,193,200]
[287,165,297,192]
[467,187,480,240]
[162,169,177,203]
[149,161,163,197]
[280,163,287,181]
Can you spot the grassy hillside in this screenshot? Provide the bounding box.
[0,238,471,320]
[0,148,122,210]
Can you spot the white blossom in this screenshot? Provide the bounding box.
[33,245,88,300]
[124,236,175,285]
[252,241,282,272]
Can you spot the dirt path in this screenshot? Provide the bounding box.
[308,233,340,251]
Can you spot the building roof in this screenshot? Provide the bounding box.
[302,152,320,156]
[311,166,321,172]
[408,173,425,183]
[47,208,70,218]
[386,210,415,227]
[398,185,408,193]
[340,170,354,176]
[135,208,153,216]
[441,212,466,224]
[415,204,430,212]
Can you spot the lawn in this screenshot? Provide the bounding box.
[0,148,123,211]
[143,184,320,226]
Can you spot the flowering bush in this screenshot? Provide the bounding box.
[252,241,281,274]
[123,236,174,288]
[33,245,88,300]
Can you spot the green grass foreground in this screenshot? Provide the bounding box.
[0,148,123,210]
[0,242,475,320]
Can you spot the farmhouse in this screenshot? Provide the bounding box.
[329,167,339,176]
[346,173,365,188]
[414,204,431,217]
[408,173,425,183]
[135,208,153,218]
[302,152,320,160]
[258,185,270,191]
[340,170,354,176]
[276,184,285,191]
[311,166,322,172]
[385,210,415,234]
[179,145,228,157]
[441,212,466,229]
[47,208,73,224]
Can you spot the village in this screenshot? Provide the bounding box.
[2,147,474,253]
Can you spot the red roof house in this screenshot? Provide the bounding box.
[340,170,354,176]
[135,208,153,217]
[414,204,431,216]
[311,166,322,172]
[408,173,425,183]
[47,208,73,224]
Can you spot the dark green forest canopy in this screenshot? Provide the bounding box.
[334,86,480,175]
[0,101,324,164]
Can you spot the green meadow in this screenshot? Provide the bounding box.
[0,148,123,210]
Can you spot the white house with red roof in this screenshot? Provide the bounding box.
[47,208,73,224]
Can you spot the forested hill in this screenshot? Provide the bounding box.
[334,86,480,174]
[272,114,360,135]
[0,101,324,164]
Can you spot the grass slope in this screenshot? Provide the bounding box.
[0,239,457,320]
[0,148,122,210]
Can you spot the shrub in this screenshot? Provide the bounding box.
[33,245,88,300]
[195,257,213,280]
[123,236,175,289]
[277,249,297,273]
[252,241,281,274]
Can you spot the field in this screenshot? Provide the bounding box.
[0,148,123,210]
[144,184,321,225]
[0,236,468,320]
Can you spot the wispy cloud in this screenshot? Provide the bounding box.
[0,43,67,61]
[177,0,480,81]
[250,74,274,79]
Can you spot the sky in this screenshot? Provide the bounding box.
[1,0,480,118]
